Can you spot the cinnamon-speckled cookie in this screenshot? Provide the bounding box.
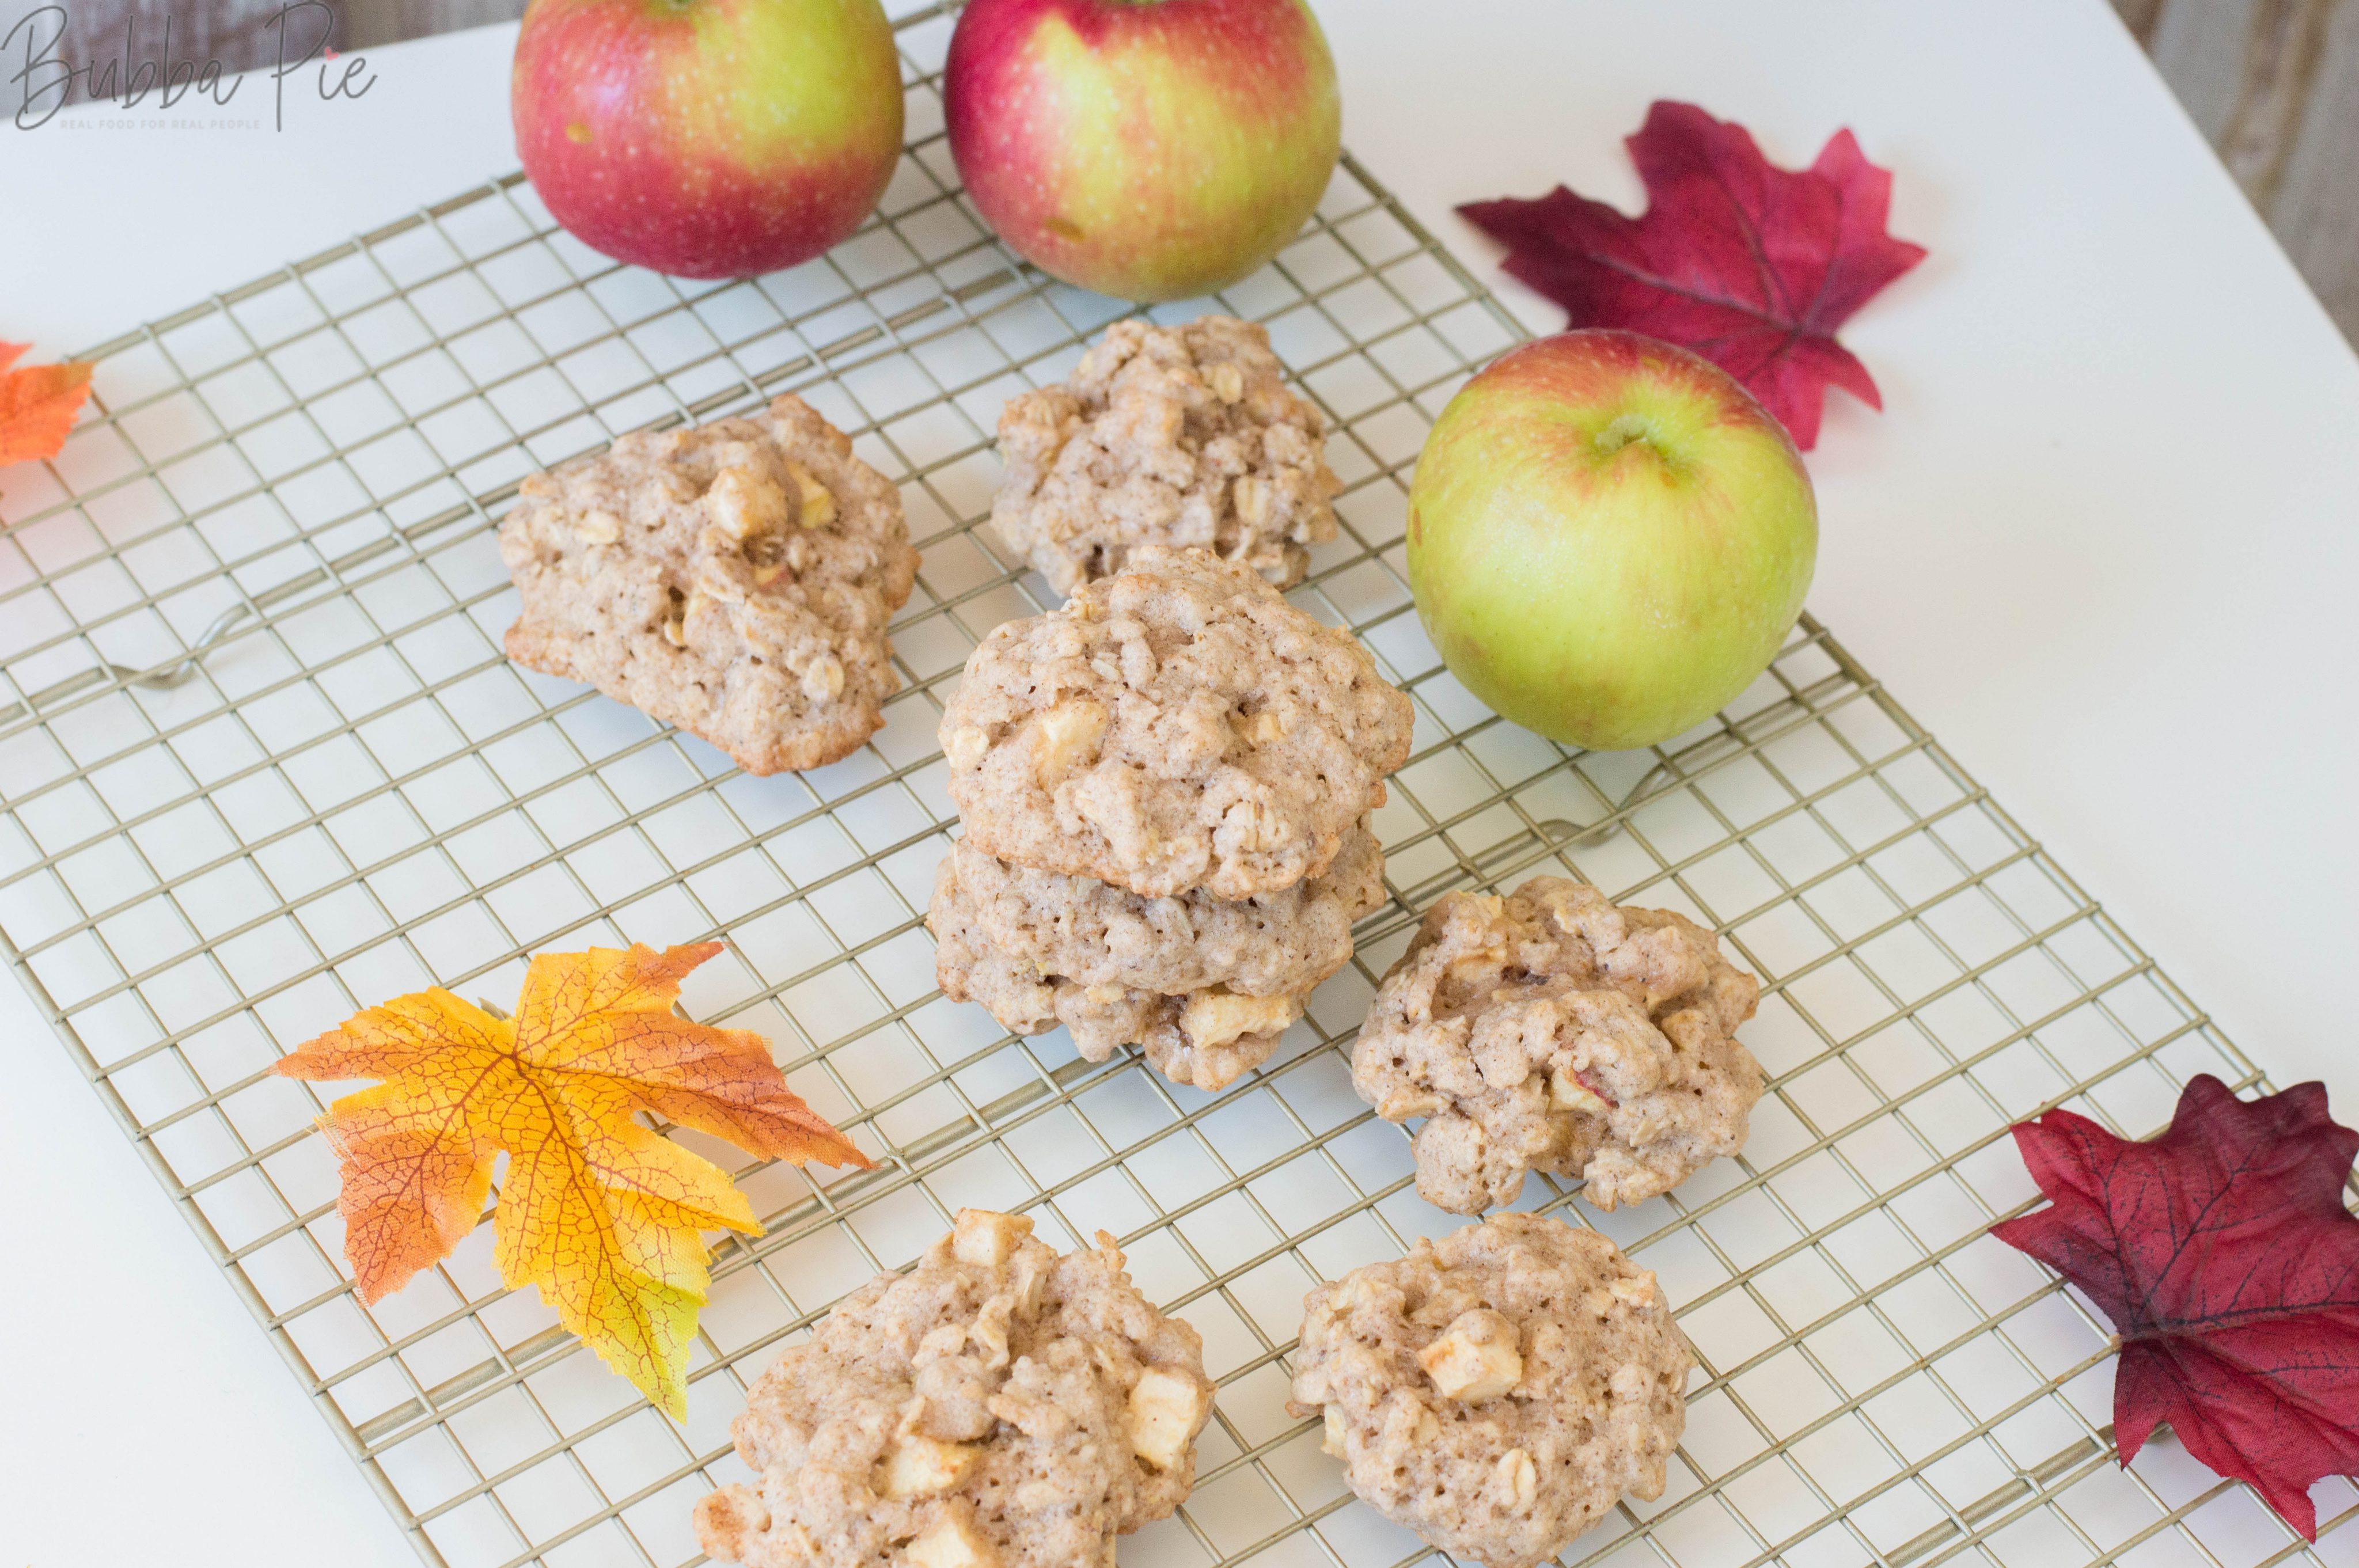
[696,1210,1213,1568]
[499,394,919,773]
[939,547,1413,901]
[1354,878,1762,1214]
[992,316,1340,599]
[1288,1213,1691,1568]
[928,825,1386,1090]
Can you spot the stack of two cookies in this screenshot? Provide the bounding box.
[926,547,1414,1092]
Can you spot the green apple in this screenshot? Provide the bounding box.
[1408,330,1818,752]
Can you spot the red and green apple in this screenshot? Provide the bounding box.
[513,0,904,280]
[1408,330,1819,753]
[943,0,1341,302]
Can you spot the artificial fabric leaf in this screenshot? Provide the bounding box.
[0,341,94,467]
[1991,1074,2359,1538]
[276,941,870,1418]
[1458,101,1928,448]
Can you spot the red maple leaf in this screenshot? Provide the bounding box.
[1991,1075,2359,1538]
[1457,101,1928,449]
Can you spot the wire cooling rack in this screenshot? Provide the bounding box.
[2,9,2345,1568]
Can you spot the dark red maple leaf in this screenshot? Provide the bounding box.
[1457,101,1928,449]
[1991,1075,2359,1539]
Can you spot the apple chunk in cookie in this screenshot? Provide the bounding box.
[1354,877,1762,1214]
[992,315,1341,598]
[1288,1213,1692,1568]
[498,393,919,773]
[695,1210,1215,1568]
[939,546,1413,901]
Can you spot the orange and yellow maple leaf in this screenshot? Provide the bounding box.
[275,941,870,1418]
[0,342,94,468]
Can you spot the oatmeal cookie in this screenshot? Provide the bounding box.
[992,316,1340,598]
[940,547,1413,901]
[928,825,1385,1090]
[1355,878,1762,1214]
[696,1209,1214,1568]
[499,394,919,773]
[1287,1213,1691,1568]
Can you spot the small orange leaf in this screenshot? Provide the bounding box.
[0,342,95,468]
[276,941,870,1417]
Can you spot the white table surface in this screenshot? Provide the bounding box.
[6,2,2357,1562]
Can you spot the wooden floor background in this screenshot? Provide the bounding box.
[47,0,2359,347]
[2114,0,2359,341]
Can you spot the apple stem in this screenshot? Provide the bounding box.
[1595,413,1653,455]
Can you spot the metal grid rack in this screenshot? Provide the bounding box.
[1,8,2343,1568]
